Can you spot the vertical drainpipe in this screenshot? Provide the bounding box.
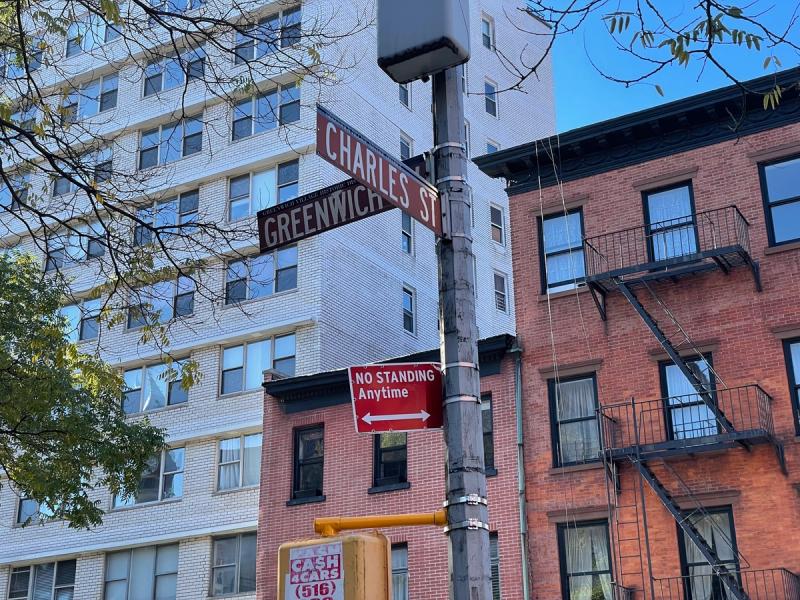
[508,342,530,600]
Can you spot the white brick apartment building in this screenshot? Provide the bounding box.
[0,1,554,597]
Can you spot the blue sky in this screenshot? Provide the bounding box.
[551,4,800,132]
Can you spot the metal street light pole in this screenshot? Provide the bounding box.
[433,64,492,600]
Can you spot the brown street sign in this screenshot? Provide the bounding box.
[258,155,427,253]
[316,105,442,236]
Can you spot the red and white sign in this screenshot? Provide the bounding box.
[286,542,343,600]
[316,106,442,236]
[348,363,443,433]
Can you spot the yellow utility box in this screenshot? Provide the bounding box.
[277,532,391,600]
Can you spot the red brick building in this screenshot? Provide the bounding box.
[256,335,528,599]
[475,68,800,599]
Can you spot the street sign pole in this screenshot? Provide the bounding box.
[433,65,492,599]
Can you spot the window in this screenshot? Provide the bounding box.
[760,154,800,245]
[66,13,119,57]
[62,73,118,123]
[486,140,499,154]
[221,334,296,394]
[644,182,698,261]
[134,191,199,245]
[401,212,413,254]
[45,222,107,271]
[123,361,188,414]
[660,356,718,440]
[784,339,800,432]
[228,160,299,220]
[16,497,55,525]
[211,533,257,596]
[481,16,494,49]
[61,297,102,342]
[127,276,196,327]
[399,82,410,108]
[149,0,204,12]
[139,116,203,169]
[232,84,300,140]
[540,209,586,293]
[224,247,297,304]
[0,172,29,209]
[104,544,178,600]
[490,204,505,244]
[144,47,205,96]
[677,507,739,600]
[9,560,76,600]
[233,6,300,62]
[2,44,43,79]
[482,394,495,472]
[484,80,497,116]
[113,448,184,507]
[391,544,408,600]
[493,273,507,313]
[490,533,501,600]
[557,521,613,600]
[292,425,324,499]
[11,105,38,132]
[53,148,113,196]
[402,287,415,334]
[549,375,600,466]
[373,432,407,488]
[399,135,412,161]
[218,433,262,490]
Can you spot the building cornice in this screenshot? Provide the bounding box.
[474,68,800,194]
[266,334,516,414]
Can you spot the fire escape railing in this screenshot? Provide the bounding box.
[653,568,800,600]
[583,205,754,282]
[600,385,775,457]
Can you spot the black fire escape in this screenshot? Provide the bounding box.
[581,206,796,600]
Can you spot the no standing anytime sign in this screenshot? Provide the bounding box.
[348,363,443,433]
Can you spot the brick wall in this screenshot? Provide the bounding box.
[509,120,800,599]
[256,355,526,600]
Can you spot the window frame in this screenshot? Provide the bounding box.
[122,361,188,415]
[104,544,179,600]
[401,212,414,255]
[486,139,500,154]
[210,532,257,597]
[391,543,409,600]
[548,373,601,468]
[538,207,587,294]
[642,180,699,264]
[482,393,496,474]
[493,272,507,313]
[231,84,300,141]
[224,247,298,305]
[143,47,205,97]
[658,353,718,442]
[759,153,800,247]
[676,505,741,599]
[373,432,408,489]
[138,115,203,170]
[402,286,416,334]
[217,432,263,491]
[65,13,120,57]
[481,15,495,49]
[227,160,299,221]
[219,333,297,396]
[127,276,196,328]
[484,79,498,117]
[490,532,501,600]
[489,204,505,245]
[399,82,411,108]
[232,5,300,64]
[783,338,800,435]
[112,447,185,508]
[556,520,614,600]
[9,560,76,600]
[292,424,325,500]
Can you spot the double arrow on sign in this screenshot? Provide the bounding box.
[361,410,431,425]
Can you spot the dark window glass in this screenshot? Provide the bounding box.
[278,159,299,202]
[399,82,410,107]
[401,212,413,254]
[490,205,504,244]
[785,339,800,432]
[45,247,65,272]
[221,345,244,395]
[391,544,408,600]
[482,394,495,471]
[494,273,507,312]
[280,7,301,47]
[644,183,697,261]
[212,533,257,596]
[761,155,800,245]
[484,81,497,116]
[660,356,718,440]
[678,507,740,600]
[225,260,248,304]
[481,18,493,49]
[374,432,407,487]
[490,533,500,600]
[540,209,585,293]
[279,84,300,125]
[293,426,324,499]
[558,521,613,600]
[549,375,600,466]
[402,288,414,333]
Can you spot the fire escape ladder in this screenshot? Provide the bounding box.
[613,279,739,437]
[632,460,751,600]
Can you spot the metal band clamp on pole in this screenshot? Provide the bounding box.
[443,494,488,508]
[443,361,478,370]
[432,142,467,153]
[443,394,481,405]
[443,519,491,534]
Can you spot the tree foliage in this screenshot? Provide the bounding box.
[0,252,165,528]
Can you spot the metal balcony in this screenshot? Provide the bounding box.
[600,385,776,460]
[583,206,760,291]
[613,583,635,600]
[652,568,800,599]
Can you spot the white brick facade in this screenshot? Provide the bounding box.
[0,0,554,597]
